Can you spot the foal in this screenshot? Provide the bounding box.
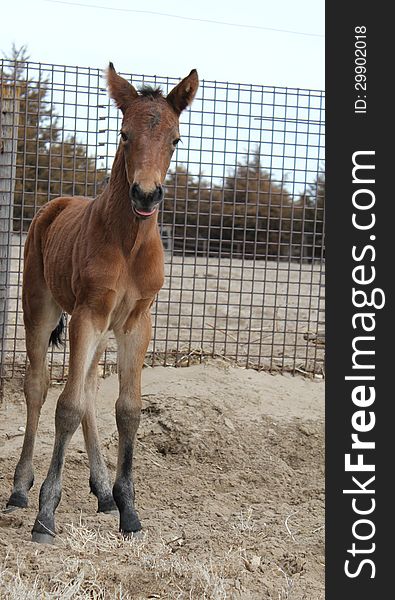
[6,63,199,543]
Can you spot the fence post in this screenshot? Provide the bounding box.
[0,84,20,387]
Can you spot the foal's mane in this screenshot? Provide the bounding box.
[137,85,164,99]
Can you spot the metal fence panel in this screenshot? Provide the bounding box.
[0,60,325,379]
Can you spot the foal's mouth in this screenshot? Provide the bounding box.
[131,204,158,219]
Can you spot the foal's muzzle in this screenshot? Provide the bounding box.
[129,183,164,218]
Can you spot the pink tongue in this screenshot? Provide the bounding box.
[135,207,156,217]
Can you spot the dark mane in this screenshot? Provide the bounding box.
[138,85,164,99]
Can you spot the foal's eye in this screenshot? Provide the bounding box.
[120,130,128,142]
[172,138,181,147]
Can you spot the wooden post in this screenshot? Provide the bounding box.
[0,84,20,385]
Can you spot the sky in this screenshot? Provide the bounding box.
[1,0,324,90]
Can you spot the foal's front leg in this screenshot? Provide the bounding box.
[32,310,103,543]
[82,336,117,514]
[113,311,151,536]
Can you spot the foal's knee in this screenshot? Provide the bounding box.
[55,394,84,434]
[115,398,141,435]
[24,365,50,407]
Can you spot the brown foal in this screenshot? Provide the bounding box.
[6,63,199,543]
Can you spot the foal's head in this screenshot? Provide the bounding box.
[107,63,199,219]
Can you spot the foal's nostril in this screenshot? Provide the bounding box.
[130,183,141,201]
[155,185,164,203]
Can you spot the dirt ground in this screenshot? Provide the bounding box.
[0,360,324,599]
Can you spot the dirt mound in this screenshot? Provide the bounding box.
[0,360,324,599]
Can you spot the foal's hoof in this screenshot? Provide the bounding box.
[120,512,142,539]
[31,531,55,545]
[6,492,28,510]
[119,510,141,538]
[98,497,118,515]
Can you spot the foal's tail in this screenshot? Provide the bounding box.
[49,313,67,348]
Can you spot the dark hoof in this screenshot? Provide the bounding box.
[6,492,28,509]
[97,497,118,514]
[120,511,142,536]
[120,511,142,538]
[31,531,55,545]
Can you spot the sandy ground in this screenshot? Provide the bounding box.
[0,360,324,599]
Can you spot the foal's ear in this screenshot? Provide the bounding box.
[107,62,138,114]
[166,69,199,115]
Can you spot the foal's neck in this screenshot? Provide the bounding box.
[99,145,158,254]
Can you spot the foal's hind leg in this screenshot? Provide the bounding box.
[82,336,117,514]
[31,307,105,543]
[6,299,62,510]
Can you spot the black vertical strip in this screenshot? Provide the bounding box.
[326,3,393,599]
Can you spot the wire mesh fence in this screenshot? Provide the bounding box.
[0,60,325,380]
